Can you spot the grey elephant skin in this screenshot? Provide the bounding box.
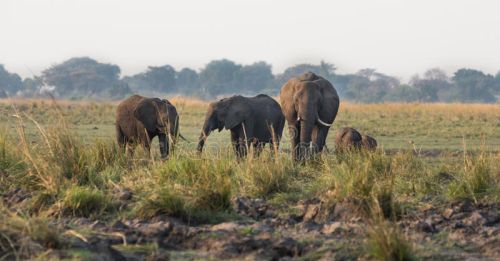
[116,95,179,159]
[361,134,377,151]
[335,127,362,151]
[197,94,285,157]
[335,127,378,151]
[279,72,340,161]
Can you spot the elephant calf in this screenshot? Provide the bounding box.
[361,135,377,151]
[116,95,180,159]
[197,94,285,158]
[335,127,377,151]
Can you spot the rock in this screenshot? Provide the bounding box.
[273,237,302,258]
[321,222,343,234]
[232,197,268,219]
[443,208,454,219]
[138,221,173,238]
[415,220,437,233]
[303,204,320,222]
[465,211,486,227]
[111,220,129,231]
[92,240,126,261]
[211,222,240,231]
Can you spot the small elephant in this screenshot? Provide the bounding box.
[116,95,180,159]
[197,94,285,158]
[361,135,377,151]
[335,127,362,151]
[280,72,340,161]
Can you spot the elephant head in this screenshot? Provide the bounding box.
[134,98,179,155]
[197,96,250,152]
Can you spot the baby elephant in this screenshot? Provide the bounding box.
[197,94,285,158]
[361,134,377,151]
[335,127,362,151]
[335,127,377,151]
[116,95,180,159]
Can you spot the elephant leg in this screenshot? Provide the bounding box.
[116,125,127,153]
[230,129,240,156]
[158,133,169,159]
[315,126,330,154]
[289,121,300,161]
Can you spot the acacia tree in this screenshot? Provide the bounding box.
[0,65,23,96]
[42,57,128,98]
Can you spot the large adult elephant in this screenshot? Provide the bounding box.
[116,95,180,159]
[280,72,340,161]
[197,94,285,158]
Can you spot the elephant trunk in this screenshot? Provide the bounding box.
[298,118,315,160]
[167,108,179,145]
[197,121,212,153]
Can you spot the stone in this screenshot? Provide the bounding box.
[210,222,240,231]
[443,208,454,219]
[303,204,320,222]
[138,221,173,238]
[321,222,343,234]
[415,220,437,233]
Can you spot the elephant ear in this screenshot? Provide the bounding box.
[223,98,250,130]
[133,98,161,133]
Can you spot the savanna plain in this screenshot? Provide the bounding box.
[0,98,499,260]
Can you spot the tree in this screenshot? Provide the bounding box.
[238,61,275,94]
[143,65,176,93]
[199,59,242,97]
[0,65,23,96]
[450,69,496,103]
[385,84,421,102]
[277,63,327,86]
[176,68,200,94]
[409,68,452,102]
[344,69,399,102]
[42,57,124,98]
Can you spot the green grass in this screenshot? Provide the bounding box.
[0,99,498,259]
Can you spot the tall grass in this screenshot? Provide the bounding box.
[0,202,61,259]
[447,148,499,203]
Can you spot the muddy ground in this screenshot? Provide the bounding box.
[4,191,497,261]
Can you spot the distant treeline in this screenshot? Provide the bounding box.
[1,57,499,103]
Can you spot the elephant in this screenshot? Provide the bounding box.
[116,94,180,159]
[197,94,285,158]
[361,135,378,151]
[279,72,340,161]
[335,127,362,151]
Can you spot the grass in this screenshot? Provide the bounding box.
[0,98,498,259]
[366,219,416,261]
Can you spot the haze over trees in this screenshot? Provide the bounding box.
[1,57,499,103]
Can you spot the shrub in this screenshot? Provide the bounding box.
[366,220,416,261]
[62,186,108,217]
[447,150,499,203]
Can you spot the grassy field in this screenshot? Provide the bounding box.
[0,98,499,260]
[1,98,499,151]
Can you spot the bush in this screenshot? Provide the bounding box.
[62,186,108,217]
[447,150,499,203]
[366,220,416,261]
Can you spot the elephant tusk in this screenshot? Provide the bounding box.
[317,117,332,127]
[297,116,301,121]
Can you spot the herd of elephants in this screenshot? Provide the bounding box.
[115,72,377,161]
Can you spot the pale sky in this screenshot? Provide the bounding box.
[1,0,500,80]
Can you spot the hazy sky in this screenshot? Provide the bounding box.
[2,0,500,80]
